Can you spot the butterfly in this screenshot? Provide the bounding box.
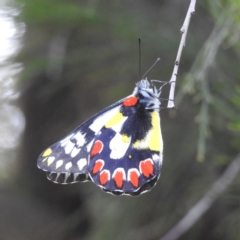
[37,79,164,196]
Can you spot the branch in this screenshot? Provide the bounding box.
[160,152,240,240]
[176,14,232,103]
[167,0,196,108]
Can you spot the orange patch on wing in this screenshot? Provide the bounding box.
[99,170,109,185]
[113,170,124,188]
[129,170,139,188]
[123,96,138,107]
[92,160,104,174]
[91,140,103,157]
[140,159,154,178]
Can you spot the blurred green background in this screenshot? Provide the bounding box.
[0,0,240,239]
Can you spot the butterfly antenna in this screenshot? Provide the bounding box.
[142,58,161,80]
[139,38,141,80]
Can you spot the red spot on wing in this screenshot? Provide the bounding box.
[140,159,154,178]
[113,170,124,188]
[123,96,138,107]
[92,160,104,174]
[91,140,103,157]
[129,170,139,188]
[99,170,109,185]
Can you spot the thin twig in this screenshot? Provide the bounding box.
[176,15,232,103]
[167,0,196,108]
[160,153,240,240]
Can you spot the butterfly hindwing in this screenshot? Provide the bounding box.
[88,96,163,196]
[37,99,124,184]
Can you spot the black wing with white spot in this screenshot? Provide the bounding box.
[37,99,125,184]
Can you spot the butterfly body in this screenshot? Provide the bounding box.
[38,79,163,196]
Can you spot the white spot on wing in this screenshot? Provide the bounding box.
[109,133,130,159]
[56,160,63,169]
[65,162,72,170]
[72,132,85,147]
[77,158,87,171]
[73,173,78,181]
[64,141,74,154]
[55,173,61,181]
[89,106,120,133]
[71,147,80,158]
[64,172,71,183]
[152,153,162,166]
[134,136,149,149]
[47,156,55,166]
[152,154,159,161]
[86,139,94,152]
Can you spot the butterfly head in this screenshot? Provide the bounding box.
[134,79,161,110]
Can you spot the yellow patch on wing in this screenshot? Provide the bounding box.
[149,111,162,151]
[122,134,130,143]
[133,111,162,151]
[42,148,52,157]
[105,112,124,128]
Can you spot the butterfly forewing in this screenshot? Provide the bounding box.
[37,101,123,183]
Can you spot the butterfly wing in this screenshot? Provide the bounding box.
[87,96,163,196]
[37,99,125,184]
[38,86,163,195]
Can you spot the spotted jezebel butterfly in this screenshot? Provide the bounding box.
[37,79,164,196]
